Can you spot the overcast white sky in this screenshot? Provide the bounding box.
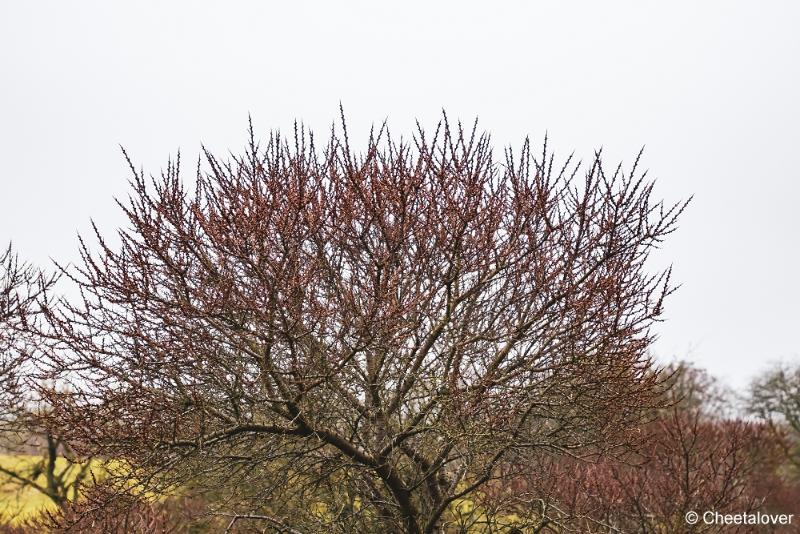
[1,1,798,390]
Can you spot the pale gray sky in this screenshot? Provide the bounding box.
[1,1,798,390]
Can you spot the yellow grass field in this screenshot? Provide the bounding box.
[0,454,59,524]
[0,455,100,526]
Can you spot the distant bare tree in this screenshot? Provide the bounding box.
[750,363,800,472]
[600,367,776,533]
[40,115,688,533]
[0,244,45,413]
[0,246,91,510]
[484,365,788,533]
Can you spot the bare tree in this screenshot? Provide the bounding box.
[0,246,92,511]
[601,367,776,533]
[484,365,790,533]
[40,115,689,533]
[0,244,50,433]
[1,244,43,412]
[750,363,800,472]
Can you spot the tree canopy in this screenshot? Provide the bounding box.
[35,116,689,533]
